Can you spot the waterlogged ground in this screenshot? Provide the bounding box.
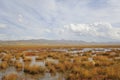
[0,46,120,80]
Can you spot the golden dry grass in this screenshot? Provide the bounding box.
[0,44,120,80]
[2,73,18,80]
[0,61,8,69]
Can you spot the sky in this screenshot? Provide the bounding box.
[0,0,120,42]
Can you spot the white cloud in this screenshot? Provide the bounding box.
[18,14,24,22]
[60,22,120,41]
[0,23,7,28]
[0,24,8,40]
[0,34,9,40]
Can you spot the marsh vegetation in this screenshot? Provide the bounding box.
[0,45,120,80]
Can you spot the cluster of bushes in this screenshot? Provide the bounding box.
[24,64,45,74]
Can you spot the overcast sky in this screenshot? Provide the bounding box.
[0,0,120,42]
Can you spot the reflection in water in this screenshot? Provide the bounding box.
[19,57,24,72]
[40,73,64,80]
[29,56,46,67]
[0,67,17,79]
[46,58,59,64]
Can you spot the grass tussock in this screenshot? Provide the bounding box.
[2,73,18,80]
[0,61,8,69]
[24,64,45,74]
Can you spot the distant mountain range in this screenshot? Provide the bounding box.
[0,39,120,45]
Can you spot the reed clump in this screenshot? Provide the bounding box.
[0,61,9,69]
[2,73,18,80]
